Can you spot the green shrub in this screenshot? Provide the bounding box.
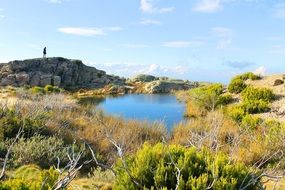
[0,165,59,190]
[11,135,69,168]
[228,72,261,94]
[241,87,274,102]
[189,84,229,111]
[0,108,48,141]
[44,85,61,93]
[228,78,247,94]
[227,105,246,122]
[234,72,261,81]
[44,85,54,93]
[30,86,44,94]
[241,100,270,114]
[241,115,262,130]
[114,143,261,190]
[217,93,233,105]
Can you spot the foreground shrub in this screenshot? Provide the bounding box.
[11,135,69,168]
[0,165,59,190]
[0,108,48,141]
[114,143,261,190]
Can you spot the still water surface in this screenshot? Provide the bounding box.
[84,94,185,130]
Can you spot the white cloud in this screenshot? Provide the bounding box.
[211,27,233,49]
[108,26,123,31]
[192,0,223,13]
[58,27,105,36]
[58,26,122,36]
[272,3,285,18]
[95,62,190,77]
[253,66,266,76]
[121,44,148,48]
[162,41,204,48]
[140,0,175,13]
[140,18,162,25]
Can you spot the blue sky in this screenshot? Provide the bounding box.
[0,0,285,83]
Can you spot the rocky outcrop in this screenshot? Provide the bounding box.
[144,80,198,93]
[130,74,157,83]
[0,57,125,89]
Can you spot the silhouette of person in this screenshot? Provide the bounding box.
[43,47,47,58]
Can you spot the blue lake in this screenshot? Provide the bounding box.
[93,94,185,130]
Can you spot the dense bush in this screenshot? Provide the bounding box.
[240,115,262,130]
[228,78,247,94]
[31,85,62,94]
[114,143,260,190]
[227,105,246,122]
[235,72,261,81]
[30,86,45,94]
[188,84,231,112]
[44,85,61,93]
[228,72,261,94]
[241,87,274,102]
[239,87,274,114]
[241,99,270,114]
[11,135,69,168]
[0,165,59,190]
[0,108,47,140]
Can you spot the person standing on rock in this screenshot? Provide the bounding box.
[43,47,47,58]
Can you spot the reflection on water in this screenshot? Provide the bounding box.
[77,96,106,106]
[79,94,185,130]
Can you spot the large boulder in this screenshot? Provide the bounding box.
[0,57,125,89]
[130,74,157,83]
[144,80,198,93]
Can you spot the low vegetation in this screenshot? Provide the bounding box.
[0,72,283,189]
[228,72,260,94]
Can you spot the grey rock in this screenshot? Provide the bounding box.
[144,80,198,94]
[131,74,157,83]
[52,76,61,86]
[0,57,125,89]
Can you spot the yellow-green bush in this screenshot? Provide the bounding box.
[241,87,274,102]
[228,78,247,94]
[0,165,59,190]
[31,85,62,94]
[228,72,261,94]
[11,135,69,168]
[114,143,261,190]
[187,84,231,112]
[235,72,261,81]
[31,86,45,94]
[227,105,246,122]
[44,85,61,93]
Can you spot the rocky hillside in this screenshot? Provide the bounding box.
[0,57,125,89]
